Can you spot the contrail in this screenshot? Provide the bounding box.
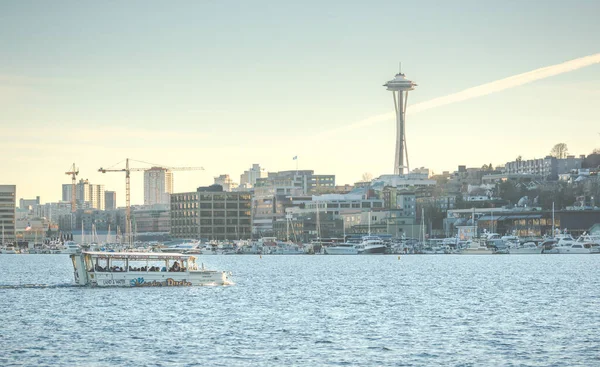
[318,53,600,137]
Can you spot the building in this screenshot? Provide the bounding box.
[0,185,16,244]
[214,174,238,192]
[240,164,267,187]
[19,196,40,210]
[171,185,252,240]
[132,204,170,234]
[62,179,105,210]
[144,167,173,205]
[503,155,584,180]
[105,191,116,210]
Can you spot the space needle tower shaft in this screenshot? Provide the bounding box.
[384,68,417,175]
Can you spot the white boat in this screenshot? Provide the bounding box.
[508,242,543,254]
[356,236,387,254]
[554,233,577,247]
[324,243,359,255]
[574,233,600,253]
[555,243,591,254]
[461,239,493,255]
[70,251,233,287]
[0,246,18,254]
[59,241,81,254]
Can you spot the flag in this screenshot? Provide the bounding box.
[293,156,297,160]
[25,222,31,231]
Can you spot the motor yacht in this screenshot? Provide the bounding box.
[356,236,387,254]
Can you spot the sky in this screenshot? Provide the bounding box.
[1,0,599,207]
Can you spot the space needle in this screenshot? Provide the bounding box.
[384,68,417,175]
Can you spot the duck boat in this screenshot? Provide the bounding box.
[70,251,233,287]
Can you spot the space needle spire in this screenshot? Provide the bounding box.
[384,66,417,175]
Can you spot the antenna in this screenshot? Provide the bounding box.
[399,62,402,74]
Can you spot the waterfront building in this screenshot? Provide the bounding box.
[0,185,16,244]
[250,169,334,235]
[105,191,116,210]
[144,167,173,205]
[171,185,251,240]
[132,204,170,235]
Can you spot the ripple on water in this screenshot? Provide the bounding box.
[1,254,600,366]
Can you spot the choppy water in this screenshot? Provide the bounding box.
[1,254,599,366]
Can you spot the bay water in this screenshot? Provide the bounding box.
[1,254,599,366]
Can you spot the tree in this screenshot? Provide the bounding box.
[361,172,373,182]
[516,155,522,162]
[550,143,569,159]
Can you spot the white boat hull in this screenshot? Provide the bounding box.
[556,247,591,254]
[88,270,232,287]
[509,248,543,254]
[325,246,359,255]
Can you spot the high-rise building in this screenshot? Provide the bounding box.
[19,196,40,210]
[144,167,173,205]
[105,191,117,210]
[240,164,267,187]
[0,185,16,244]
[384,68,417,175]
[61,179,105,210]
[214,174,238,192]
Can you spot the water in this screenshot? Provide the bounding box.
[1,254,599,366]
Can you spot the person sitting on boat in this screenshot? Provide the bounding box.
[170,261,181,272]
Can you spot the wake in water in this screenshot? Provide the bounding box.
[0,283,79,289]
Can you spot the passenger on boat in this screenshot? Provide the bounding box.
[170,261,181,272]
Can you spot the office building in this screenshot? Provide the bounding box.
[171,185,251,240]
[0,185,16,244]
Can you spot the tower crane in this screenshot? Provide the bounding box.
[65,163,79,212]
[98,158,204,246]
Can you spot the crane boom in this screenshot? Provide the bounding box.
[65,163,79,212]
[98,158,204,246]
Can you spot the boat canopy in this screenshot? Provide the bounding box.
[82,251,194,261]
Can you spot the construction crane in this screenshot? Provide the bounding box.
[65,163,79,212]
[98,158,204,246]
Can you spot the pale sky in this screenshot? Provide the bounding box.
[1,1,599,207]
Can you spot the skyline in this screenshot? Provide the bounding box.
[1,1,599,206]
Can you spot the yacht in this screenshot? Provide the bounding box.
[58,241,81,254]
[324,243,359,255]
[460,239,494,255]
[556,243,591,254]
[574,233,600,253]
[356,236,387,254]
[508,242,543,254]
[554,233,576,247]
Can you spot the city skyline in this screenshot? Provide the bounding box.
[1,1,599,206]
